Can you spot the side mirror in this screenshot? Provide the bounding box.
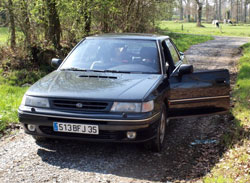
[179,64,193,76]
[51,58,62,69]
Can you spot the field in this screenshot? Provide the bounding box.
[162,32,213,52]
[159,21,250,37]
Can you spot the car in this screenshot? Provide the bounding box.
[18,34,230,152]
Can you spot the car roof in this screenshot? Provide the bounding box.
[86,33,169,41]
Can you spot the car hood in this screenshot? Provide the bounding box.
[26,71,162,101]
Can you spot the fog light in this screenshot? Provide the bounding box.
[127,131,136,139]
[27,124,36,132]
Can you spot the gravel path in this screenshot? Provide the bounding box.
[0,36,249,183]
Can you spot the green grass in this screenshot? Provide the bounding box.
[0,27,8,44]
[161,32,213,52]
[158,21,250,37]
[0,85,27,133]
[233,43,250,128]
[203,43,250,183]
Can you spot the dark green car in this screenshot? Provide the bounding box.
[18,34,230,151]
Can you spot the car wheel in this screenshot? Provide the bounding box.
[145,104,168,152]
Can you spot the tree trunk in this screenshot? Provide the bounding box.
[20,0,31,48]
[180,0,183,20]
[249,3,250,22]
[237,0,239,22]
[7,0,16,50]
[239,0,242,21]
[102,3,109,33]
[45,0,61,49]
[215,0,218,20]
[231,0,233,19]
[187,0,191,22]
[244,0,247,22]
[125,0,134,32]
[206,0,209,22]
[41,0,49,40]
[84,0,92,35]
[195,0,202,27]
[219,0,222,20]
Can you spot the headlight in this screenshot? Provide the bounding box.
[111,102,141,112]
[21,95,50,108]
[142,100,154,112]
[111,100,154,113]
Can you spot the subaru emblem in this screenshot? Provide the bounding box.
[76,103,83,108]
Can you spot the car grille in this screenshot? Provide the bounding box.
[51,99,110,112]
[39,126,125,140]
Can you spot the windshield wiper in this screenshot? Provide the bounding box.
[103,70,131,74]
[104,70,157,74]
[61,67,104,72]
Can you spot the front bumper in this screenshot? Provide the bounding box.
[18,107,161,143]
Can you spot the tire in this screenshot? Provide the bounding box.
[145,104,168,152]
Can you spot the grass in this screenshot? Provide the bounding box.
[0,84,27,133]
[161,32,213,52]
[0,27,8,44]
[158,21,250,37]
[203,43,250,183]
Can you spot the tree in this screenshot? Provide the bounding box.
[186,0,191,22]
[219,0,222,20]
[243,0,250,22]
[195,0,203,26]
[179,0,184,20]
[3,0,16,49]
[17,0,32,49]
[84,0,93,35]
[230,0,234,19]
[206,0,209,22]
[45,0,61,49]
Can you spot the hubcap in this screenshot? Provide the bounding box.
[159,112,166,144]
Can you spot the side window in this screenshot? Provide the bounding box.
[165,40,180,65]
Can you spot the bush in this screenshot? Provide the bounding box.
[5,69,48,86]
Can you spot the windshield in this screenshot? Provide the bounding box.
[60,39,161,74]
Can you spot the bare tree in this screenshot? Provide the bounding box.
[219,0,222,20]
[186,0,191,22]
[244,0,250,22]
[215,0,218,19]
[231,0,234,19]
[179,0,184,20]
[195,0,203,26]
[237,0,239,22]
[45,0,61,49]
[206,0,209,21]
[20,0,31,48]
[4,0,16,50]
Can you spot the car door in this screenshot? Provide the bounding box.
[162,39,230,118]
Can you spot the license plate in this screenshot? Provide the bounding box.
[53,122,99,135]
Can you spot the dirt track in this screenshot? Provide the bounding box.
[0,36,249,183]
